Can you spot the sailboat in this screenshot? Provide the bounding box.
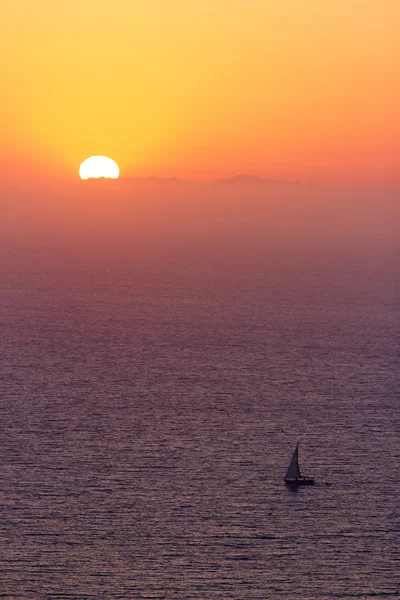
[284,442,315,486]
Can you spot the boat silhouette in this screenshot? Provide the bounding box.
[284,442,315,486]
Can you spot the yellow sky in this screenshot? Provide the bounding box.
[1,1,399,183]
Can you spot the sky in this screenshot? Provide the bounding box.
[1,0,399,185]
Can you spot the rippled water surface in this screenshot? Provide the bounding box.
[0,256,399,599]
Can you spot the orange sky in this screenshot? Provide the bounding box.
[1,1,399,184]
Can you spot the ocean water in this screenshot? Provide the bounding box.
[0,251,399,599]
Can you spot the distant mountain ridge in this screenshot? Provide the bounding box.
[213,174,295,186]
[114,174,297,186]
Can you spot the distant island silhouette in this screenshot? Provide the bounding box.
[82,174,299,186]
[213,174,295,186]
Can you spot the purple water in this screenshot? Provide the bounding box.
[0,247,399,598]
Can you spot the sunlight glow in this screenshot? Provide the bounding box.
[79,156,119,180]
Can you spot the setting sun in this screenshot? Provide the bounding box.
[79,156,119,180]
[0,2,398,597]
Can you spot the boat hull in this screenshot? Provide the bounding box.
[284,477,315,486]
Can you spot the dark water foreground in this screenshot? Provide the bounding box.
[0,254,398,599]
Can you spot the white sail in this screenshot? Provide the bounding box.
[285,443,301,480]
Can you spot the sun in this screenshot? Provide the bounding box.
[79,156,119,180]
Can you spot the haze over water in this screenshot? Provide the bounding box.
[0,181,398,598]
[1,0,398,593]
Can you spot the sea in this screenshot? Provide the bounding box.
[0,239,399,598]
